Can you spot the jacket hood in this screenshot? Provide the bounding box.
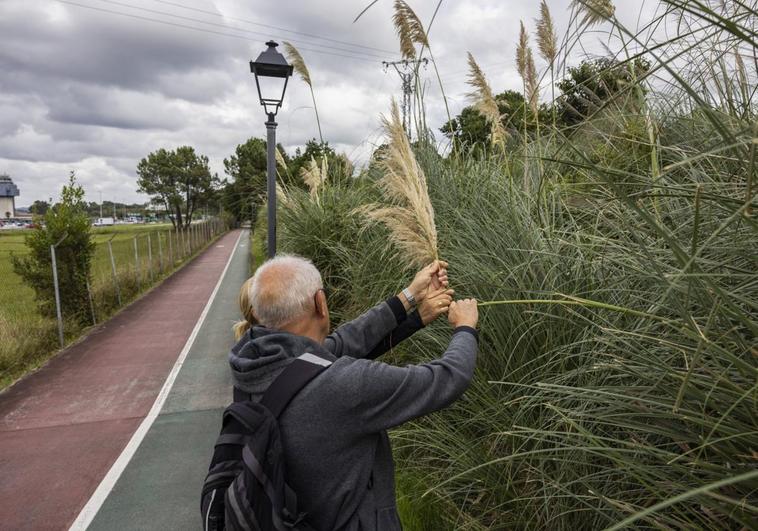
[228,326,335,400]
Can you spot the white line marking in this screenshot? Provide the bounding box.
[70,229,246,531]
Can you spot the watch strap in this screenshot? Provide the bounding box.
[402,287,416,306]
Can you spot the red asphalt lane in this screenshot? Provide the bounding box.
[0,229,242,530]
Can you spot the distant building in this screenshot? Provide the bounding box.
[0,174,19,220]
[14,207,33,222]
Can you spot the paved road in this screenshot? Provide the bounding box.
[0,229,249,530]
[85,228,250,530]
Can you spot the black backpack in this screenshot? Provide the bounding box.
[201,352,332,531]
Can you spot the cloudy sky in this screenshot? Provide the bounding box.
[0,0,658,207]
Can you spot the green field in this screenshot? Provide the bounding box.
[0,224,173,318]
[0,221,221,388]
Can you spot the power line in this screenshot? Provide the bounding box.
[88,0,387,60]
[56,0,382,64]
[437,59,511,80]
[150,0,397,56]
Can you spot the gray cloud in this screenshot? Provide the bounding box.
[0,0,660,206]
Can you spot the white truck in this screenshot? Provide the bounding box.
[94,217,115,226]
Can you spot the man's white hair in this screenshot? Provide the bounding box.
[248,254,323,329]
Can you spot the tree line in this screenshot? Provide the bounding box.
[136,138,350,229]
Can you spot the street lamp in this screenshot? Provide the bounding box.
[250,40,293,258]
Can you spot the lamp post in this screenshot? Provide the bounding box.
[250,40,293,258]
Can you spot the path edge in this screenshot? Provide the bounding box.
[69,230,245,531]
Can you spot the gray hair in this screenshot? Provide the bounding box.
[248,254,323,328]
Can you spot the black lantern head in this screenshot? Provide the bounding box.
[250,40,294,117]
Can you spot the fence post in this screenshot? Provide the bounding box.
[157,232,164,274]
[167,229,173,267]
[85,279,97,326]
[147,232,154,283]
[107,238,122,306]
[134,237,141,289]
[50,243,65,348]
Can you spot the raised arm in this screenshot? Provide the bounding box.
[347,299,480,432]
[323,296,409,358]
[323,260,450,359]
[363,287,455,360]
[363,310,423,360]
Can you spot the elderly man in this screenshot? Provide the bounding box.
[229,254,478,530]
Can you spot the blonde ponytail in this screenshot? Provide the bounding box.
[233,319,252,341]
[234,277,256,340]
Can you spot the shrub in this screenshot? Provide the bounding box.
[11,173,95,324]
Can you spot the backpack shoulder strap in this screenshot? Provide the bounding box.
[261,352,332,418]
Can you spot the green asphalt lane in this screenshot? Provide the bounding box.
[88,230,251,531]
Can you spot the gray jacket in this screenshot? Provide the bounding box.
[228,297,478,531]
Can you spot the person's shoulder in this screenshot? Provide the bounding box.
[322,355,373,377]
[314,356,393,391]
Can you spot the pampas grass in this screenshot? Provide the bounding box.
[280,2,758,529]
[359,99,438,268]
[275,147,288,173]
[275,182,289,207]
[516,22,539,115]
[300,156,327,198]
[536,1,557,65]
[283,41,324,144]
[517,21,530,85]
[393,1,418,60]
[466,52,508,151]
[516,21,538,190]
[394,0,428,51]
[537,0,558,127]
[573,0,615,26]
[391,0,452,137]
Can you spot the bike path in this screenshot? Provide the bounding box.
[82,228,251,530]
[0,229,245,531]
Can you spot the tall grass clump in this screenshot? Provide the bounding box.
[281,0,757,528]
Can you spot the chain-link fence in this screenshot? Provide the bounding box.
[0,219,227,384]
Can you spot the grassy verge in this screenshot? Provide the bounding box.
[0,221,226,390]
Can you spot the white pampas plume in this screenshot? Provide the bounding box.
[466,52,508,150]
[300,156,327,198]
[573,0,615,26]
[358,99,438,267]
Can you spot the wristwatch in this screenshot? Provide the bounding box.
[402,287,416,307]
